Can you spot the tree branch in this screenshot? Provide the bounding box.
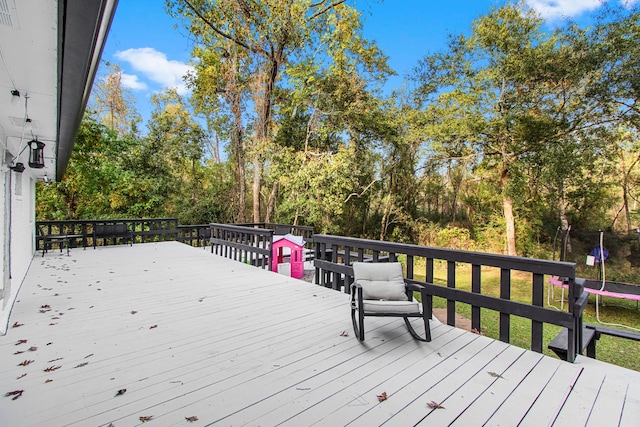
[344,178,378,203]
[182,0,259,54]
[307,0,346,21]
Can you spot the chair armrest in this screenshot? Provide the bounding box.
[351,281,363,303]
[405,281,426,292]
[351,281,362,294]
[405,281,433,318]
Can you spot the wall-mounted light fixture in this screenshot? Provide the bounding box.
[28,139,45,169]
[9,162,25,173]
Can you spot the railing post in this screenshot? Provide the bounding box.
[447,260,456,327]
[531,272,544,353]
[471,264,481,333]
[567,278,585,362]
[499,268,511,343]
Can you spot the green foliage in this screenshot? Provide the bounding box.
[36,115,138,219]
[38,3,640,272]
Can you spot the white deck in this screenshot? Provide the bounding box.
[1,241,639,426]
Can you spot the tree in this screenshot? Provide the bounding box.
[187,37,250,222]
[142,89,208,218]
[90,62,142,137]
[36,114,138,219]
[167,0,391,223]
[412,3,614,255]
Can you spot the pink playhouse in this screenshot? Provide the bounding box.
[271,234,306,279]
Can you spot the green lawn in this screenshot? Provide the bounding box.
[409,259,640,371]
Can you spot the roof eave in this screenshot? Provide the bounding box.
[56,0,119,181]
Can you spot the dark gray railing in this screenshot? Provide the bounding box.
[36,218,179,250]
[177,222,315,251]
[236,222,315,245]
[313,234,587,362]
[176,224,212,247]
[209,223,273,270]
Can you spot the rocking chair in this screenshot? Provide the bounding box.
[351,262,432,342]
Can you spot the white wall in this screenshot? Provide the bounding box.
[10,172,35,286]
[0,153,36,335]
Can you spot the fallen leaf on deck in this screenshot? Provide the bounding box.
[15,339,27,345]
[44,365,61,372]
[12,322,23,328]
[131,310,138,314]
[18,360,34,366]
[377,391,388,402]
[149,325,158,329]
[488,371,504,379]
[17,373,26,379]
[14,351,25,355]
[47,357,63,363]
[115,389,126,396]
[471,328,482,335]
[45,379,53,383]
[74,362,88,368]
[28,346,37,351]
[139,415,153,422]
[427,400,445,409]
[40,304,51,309]
[5,390,24,400]
[185,416,199,422]
[340,330,348,337]
[84,353,94,359]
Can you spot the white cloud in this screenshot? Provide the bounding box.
[114,47,193,95]
[526,0,605,19]
[120,73,147,91]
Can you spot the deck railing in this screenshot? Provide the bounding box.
[236,222,315,244]
[36,218,179,250]
[313,234,587,362]
[176,224,212,247]
[36,220,312,256]
[208,223,273,269]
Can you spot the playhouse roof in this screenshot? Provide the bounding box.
[273,233,305,247]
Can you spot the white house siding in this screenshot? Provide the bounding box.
[0,166,35,334]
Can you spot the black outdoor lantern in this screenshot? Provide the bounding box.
[28,139,45,169]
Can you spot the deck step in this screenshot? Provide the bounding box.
[548,326,596,360]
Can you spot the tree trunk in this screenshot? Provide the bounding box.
[230,88,246,223]
[264,181,278,223]
[253,156,261,223]
[380,192,392,241]
[559,182,571,261]
[503,194,517,256]
[500,146,517,256]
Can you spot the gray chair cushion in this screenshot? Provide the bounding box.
[362,300,420,314]
[352,262,408,301]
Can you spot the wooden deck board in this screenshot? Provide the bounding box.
[1,241,639,426]
[479,354,576,425]
[423,345,539,426]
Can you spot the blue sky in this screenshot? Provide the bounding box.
[99,0,638,124]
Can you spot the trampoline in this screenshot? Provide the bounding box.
[548,276,640,302]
